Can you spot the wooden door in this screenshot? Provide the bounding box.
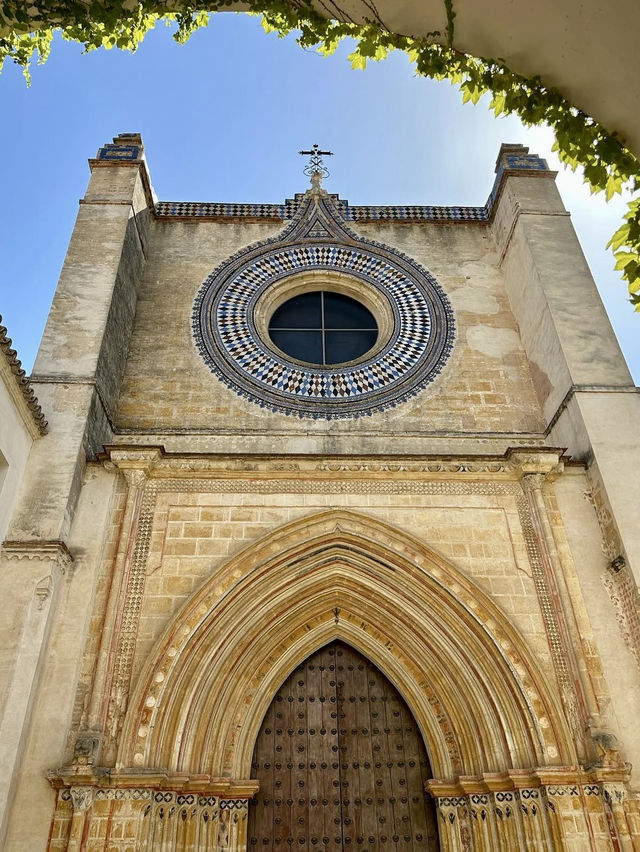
[248,642,439,851]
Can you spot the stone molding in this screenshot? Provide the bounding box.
[100,444,567,479]
[427,765,630,798]
[1,539,73,572]
[48,770,258,800]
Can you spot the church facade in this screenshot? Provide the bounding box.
[1,133,640,851]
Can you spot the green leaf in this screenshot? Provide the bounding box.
[614,252,636,270]
[605,173,623,201]
[490,93,505,116]
[348,50,367,70]
[607,223,630,251]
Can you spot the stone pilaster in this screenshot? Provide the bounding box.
[67,786,94,852]
[602,783,636,852]
[0,540,72,847]
[432,795,470,851]
[77,448,162,766]
[507,449,597,761]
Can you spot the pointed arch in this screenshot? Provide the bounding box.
[119,510,573,780]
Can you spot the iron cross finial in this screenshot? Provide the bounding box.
[299,143,334,180]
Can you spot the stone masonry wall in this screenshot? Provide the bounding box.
[115,218,544,443]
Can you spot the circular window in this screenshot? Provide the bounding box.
[268,291,378,366]
[192,191,455,419]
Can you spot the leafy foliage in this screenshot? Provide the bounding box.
[608,200,640,308]
[2,0,640,307]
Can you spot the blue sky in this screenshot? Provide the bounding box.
[0,13,637,380]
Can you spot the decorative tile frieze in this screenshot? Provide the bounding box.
[155,200,297,219]
[155,199,488,222]
[97,144,141,161]
[155,152,552,223]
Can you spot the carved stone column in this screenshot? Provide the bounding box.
[491,790,523,848]
[516,788,552,849]
[466,793,496,851]
[67,786,94,852]
[602,783,637,852]
[432,796,470,852]
[221,800,250,852]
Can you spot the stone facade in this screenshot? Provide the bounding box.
[1,134,640,850]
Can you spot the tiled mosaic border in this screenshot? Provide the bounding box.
[192,192,455,419]
[157,155,548,222]
[156,199,487,222]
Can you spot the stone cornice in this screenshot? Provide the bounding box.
[1,539,73,570]
[0,315,47,437]
[426,764,631,797]
[48,769,259,799]
[99,444,569,480]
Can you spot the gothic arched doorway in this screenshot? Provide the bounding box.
[248,642,439,851]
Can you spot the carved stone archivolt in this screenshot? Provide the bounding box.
[112,504,570,779]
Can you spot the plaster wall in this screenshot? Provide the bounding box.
[0,372,34,543]
[294,0,640,160]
